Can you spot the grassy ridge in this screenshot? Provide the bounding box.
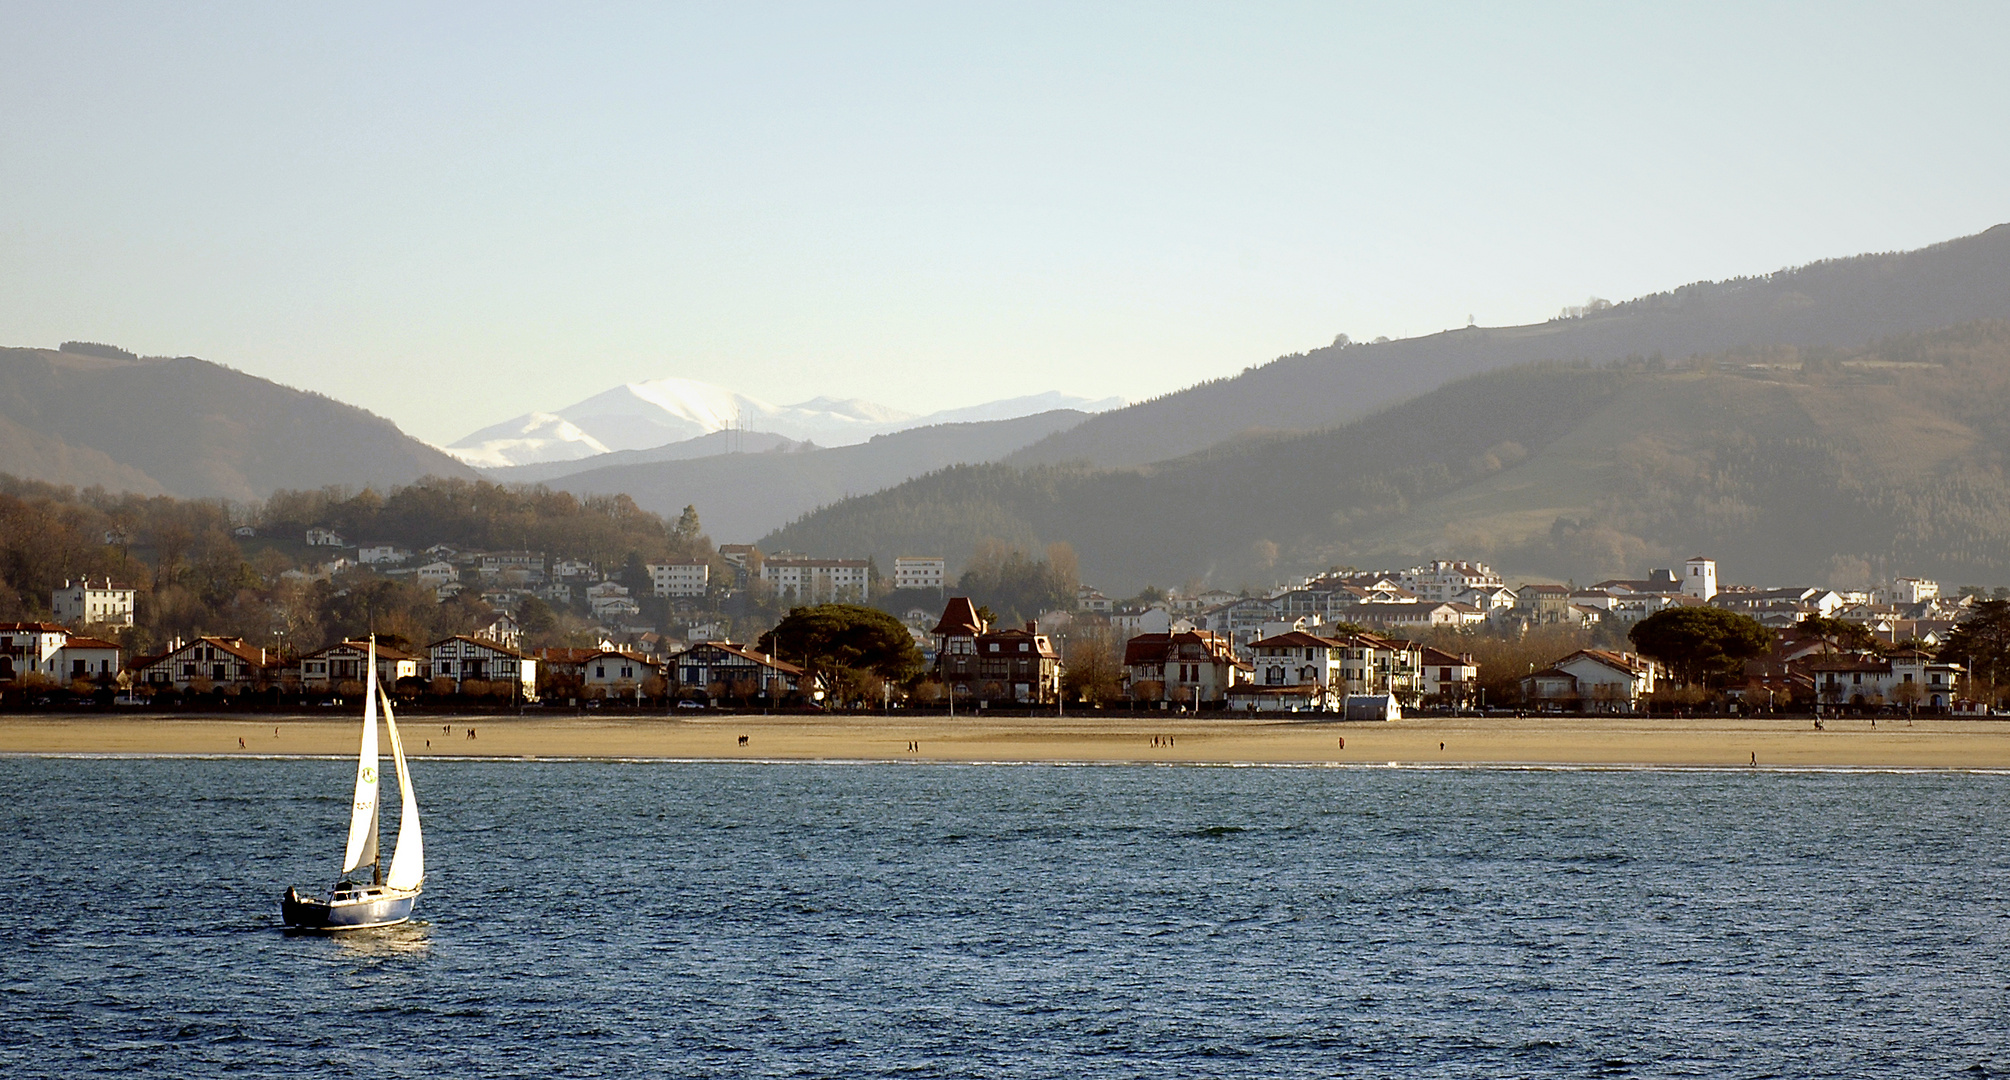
[762,321,2010,592]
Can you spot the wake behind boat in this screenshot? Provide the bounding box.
[282,637,425,931]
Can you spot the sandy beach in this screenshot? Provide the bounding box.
[3,711,2009,768]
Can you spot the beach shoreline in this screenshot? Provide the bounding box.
[4,712,2010,769]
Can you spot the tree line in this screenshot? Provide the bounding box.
[0,474,719,660]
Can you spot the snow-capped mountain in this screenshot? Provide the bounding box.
[446,377,1124,468]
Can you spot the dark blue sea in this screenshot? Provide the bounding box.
[4,758,2009,1078]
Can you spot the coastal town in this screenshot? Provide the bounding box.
[2,531,1992,718]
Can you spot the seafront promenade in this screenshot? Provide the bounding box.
[4,713,2009,769]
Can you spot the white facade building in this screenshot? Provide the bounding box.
[1398,561,1505,603]
[1889,576,1940,605]
[581,650,660,695]
[1683,556,1718,601]
[760,557,870,604]
[414,561,458,588]
[51,578,135,626]
[647,559,710,598]
[893,556,946,591]
[587,580,639,618]
[357,543,409,565]
[426,635,538,700]
[1522,650,1661,713]
[0,622,120,683]
[1248,631,1348,699]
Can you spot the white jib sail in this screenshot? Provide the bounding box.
[381,683,424,891]
[340,640,382,875]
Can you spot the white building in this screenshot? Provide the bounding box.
[1112,605,1176,637]
[305,527,345,547]
[1889,576,1940,605]
[298,641,421,692]
[413,560,458,588]
[1398,561,1505,603]
[426,635,538,700]
[479,551,545,580]
[894,556,946,591]
[51,578,135,626]
[1808,649,1964,710]
[581,649,660,695]
[357,542,410,565]
[0,622,120,683]
[1420,647,1480,706]
[476,612,523,650]
[1247,631,1348,702]
[587,580,638,617]
[131,636,269,691]
[1521,650,1661,713]
[647,559,710,598]
[1331,634,1427,700]
[1683,556,1718,601]
[760,556,870,604]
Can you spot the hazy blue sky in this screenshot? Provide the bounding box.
[3,2,2006,444]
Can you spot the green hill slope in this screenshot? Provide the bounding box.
[1011,222,2010,469]
[762,321,2010,591]
[0,346,476,500]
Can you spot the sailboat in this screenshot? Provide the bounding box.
[282,637,425,931]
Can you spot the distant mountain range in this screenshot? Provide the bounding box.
[0,345,475,501]
[12,220,2010,588]
[761,321,2010,593]
[519,409,1097,541]
[445,378,1124,468]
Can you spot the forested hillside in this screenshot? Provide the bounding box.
[0,345,477,500]
[1012,222,2010,468]
[0,475,712,656]
[762,321,2010,593]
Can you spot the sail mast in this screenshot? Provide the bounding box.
[339,638,382,877]
[382,678,424,891]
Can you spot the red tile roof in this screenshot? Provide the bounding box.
[932,597,986,637]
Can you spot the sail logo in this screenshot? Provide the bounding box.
[362,767,377,783]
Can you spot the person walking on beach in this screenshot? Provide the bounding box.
[239,737,245,748]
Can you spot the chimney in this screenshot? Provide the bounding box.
[1026,620,1037,633]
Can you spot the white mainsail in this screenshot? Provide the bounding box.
[339,641,382,875]
[381,684,424,891]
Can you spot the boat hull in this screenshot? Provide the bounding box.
[282,888,419,931]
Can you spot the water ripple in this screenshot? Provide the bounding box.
[2,759,2008,1077]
